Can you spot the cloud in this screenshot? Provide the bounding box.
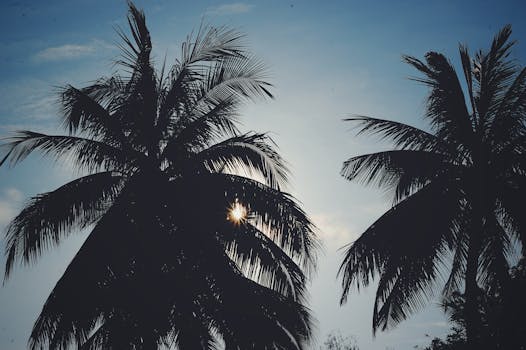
[0,188,23,228]
[34,39,111,62]
[0,78,59,124]
[206,3,254,16]
[35,44,95,61]
[311,213,359,249]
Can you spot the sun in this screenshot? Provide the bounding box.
[227,201,247,224]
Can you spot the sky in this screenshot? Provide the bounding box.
[1,0,526,349]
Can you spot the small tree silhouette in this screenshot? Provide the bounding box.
[321,331,359,350]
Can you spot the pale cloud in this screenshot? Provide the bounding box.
[0,78,59,125]
[35,44,95,61]
[206,3,254,16]
[0,188,23,228]
[312,213,359,249]
[34,39,111,62]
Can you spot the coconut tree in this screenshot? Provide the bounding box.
[338,25,526,348]
[1,3,317,349]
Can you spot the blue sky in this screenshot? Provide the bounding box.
[1,0,526,349]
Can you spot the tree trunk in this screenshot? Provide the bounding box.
[464,168,485,349]
[464,230,482,349]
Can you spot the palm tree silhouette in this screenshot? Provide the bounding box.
[338,25,525,348]
[1,3,317,349]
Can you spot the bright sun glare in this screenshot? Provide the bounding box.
[228,201,247,223]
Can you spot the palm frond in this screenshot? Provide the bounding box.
[339,180,462,309]
[179,25,245,67]
[156,65,200,135]
[174,173,318,275]
[0,131,135,172]
[82,76,127,108]
[79,317,152,350]
[496,172,526,248]
[442,229,469,297]
[60,85,127,146]
[164,97,240,156]
[345,115,444,151]
[477,214,511,291]
[341,149,450,196]
[111,2,159,156]
[223,223,307,302]
[28,187,146,350]
[4,171,124,280]
[199,54,273,105]
[114,1,152,70]
[79,321,108,350]
[173,321,218,350]
[197,133,289,189]
[372,245,443,333]
[489,67,526,150]
[459,44,477,119]
[155,25,255,137]
[119,73,159,157]
[475,25,518,125]
[403,53,474,151]
[211,275,312,350]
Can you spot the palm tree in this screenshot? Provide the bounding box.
[338,25,526,348]
[1,3,318,349]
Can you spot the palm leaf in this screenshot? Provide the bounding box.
[489,67,526,151]
[341,149,450,196]
[28,194,139,349]
[60,85,127,147]
[114,1,152,70]
[339,180,462,316]
[164,97,240,156]
[4,171,124,279]
[197,133,289,189]
[179,25,245,66]
[477,214,511,290]
[442,229,469,297]
[0,131,136,172]
[170,173,318,275]
[211,275,312,350]
[345,115,444,151]
[403,52,474,152]
[222,223,307,302]
[200,54,273,105]
[475,25,518,124]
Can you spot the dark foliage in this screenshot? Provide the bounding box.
[320,331,359,350]
[422,259,526,350]
[1,3,318,349]
[338,25,526,347]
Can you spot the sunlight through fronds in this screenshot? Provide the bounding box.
[227,200,247,224]
[0,2,316,349]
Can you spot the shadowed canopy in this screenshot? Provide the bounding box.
[338,25,526,345]
[1,3,318,349]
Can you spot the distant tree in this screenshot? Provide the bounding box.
[1,3,318,349]
[320,331,359,350]
[338,25,526,350]
[421,258,526,350]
